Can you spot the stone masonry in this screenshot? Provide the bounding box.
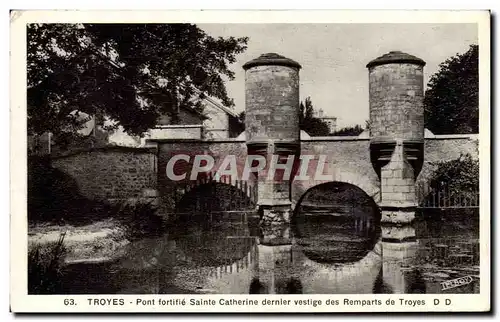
[48,50,479,234]
[51,147,158,204]
[367,51,425,143]
[368,63,425,142]
[380,141,416,208]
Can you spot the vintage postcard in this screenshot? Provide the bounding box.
[10,10,490,313]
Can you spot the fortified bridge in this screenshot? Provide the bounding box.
[147,51,478,230]
[51,51,479,244]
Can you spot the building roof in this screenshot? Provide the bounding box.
[243,53,302,70]
[193,88,238,118]
[366,51,426,68]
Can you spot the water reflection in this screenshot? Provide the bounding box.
[59,207,480,294]
[294,213,380,264]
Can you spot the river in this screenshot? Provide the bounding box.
[57,208,479,294]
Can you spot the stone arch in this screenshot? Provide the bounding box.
[173,172,257,211]
[291,170,380,210]
[292,178,382,267]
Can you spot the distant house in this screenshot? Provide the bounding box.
[107,93,243,147]
[139,91,243,144]
[314,109,337,133]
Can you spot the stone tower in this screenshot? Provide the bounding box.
[243,53,301,241]
[366,51,426,237]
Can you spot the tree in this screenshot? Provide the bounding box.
[299,97,331,136]
[27,24,248,138]
[237,111,246,127]
[426,153,479,206]
[424,44,478,134]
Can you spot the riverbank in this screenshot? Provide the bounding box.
[28,219,129,263]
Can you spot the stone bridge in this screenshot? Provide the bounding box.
[154,133,477,213]
[146,51,479,244]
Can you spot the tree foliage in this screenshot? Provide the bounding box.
[332,124,364,136]
[429,153,479,198]
[27,23,248,137]
[236,111,246,129]
[424,44,478,134]
[299,97,331,136]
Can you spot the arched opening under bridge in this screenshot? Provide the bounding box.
[293,181,381,264]
[172,182,259,268]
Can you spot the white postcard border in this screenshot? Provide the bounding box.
[10,9,491,313]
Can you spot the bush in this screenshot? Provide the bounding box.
[112,202,166,242]
[28,156,83,223]
[430,153,479,197]
[28,233,67,294]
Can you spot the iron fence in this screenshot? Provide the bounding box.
[417,185,479,209]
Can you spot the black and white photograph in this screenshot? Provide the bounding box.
[10,10,490,313]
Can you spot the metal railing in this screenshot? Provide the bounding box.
[417,185,479,209]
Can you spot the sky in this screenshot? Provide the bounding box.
[198,23,478,129]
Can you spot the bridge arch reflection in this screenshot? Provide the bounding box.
[293,181,381,264]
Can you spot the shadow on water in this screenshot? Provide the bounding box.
[276,278,303,294]
[249,278,267,294]
[170,212,259,268]
[293,214,381,264]
[55,211,261,294]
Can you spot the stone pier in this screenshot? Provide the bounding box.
[379,140,417,240]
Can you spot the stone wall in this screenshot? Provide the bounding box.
[422,135,479,162]
[156,137,381,212]
[203,103,231,139]
[157,107,203,126]
[150,134,478,211]
[51,146,157,203]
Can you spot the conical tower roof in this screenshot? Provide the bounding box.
[243,53,301,70]
[366,51,425,68]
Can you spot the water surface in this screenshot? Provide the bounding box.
[59,207,479,294]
